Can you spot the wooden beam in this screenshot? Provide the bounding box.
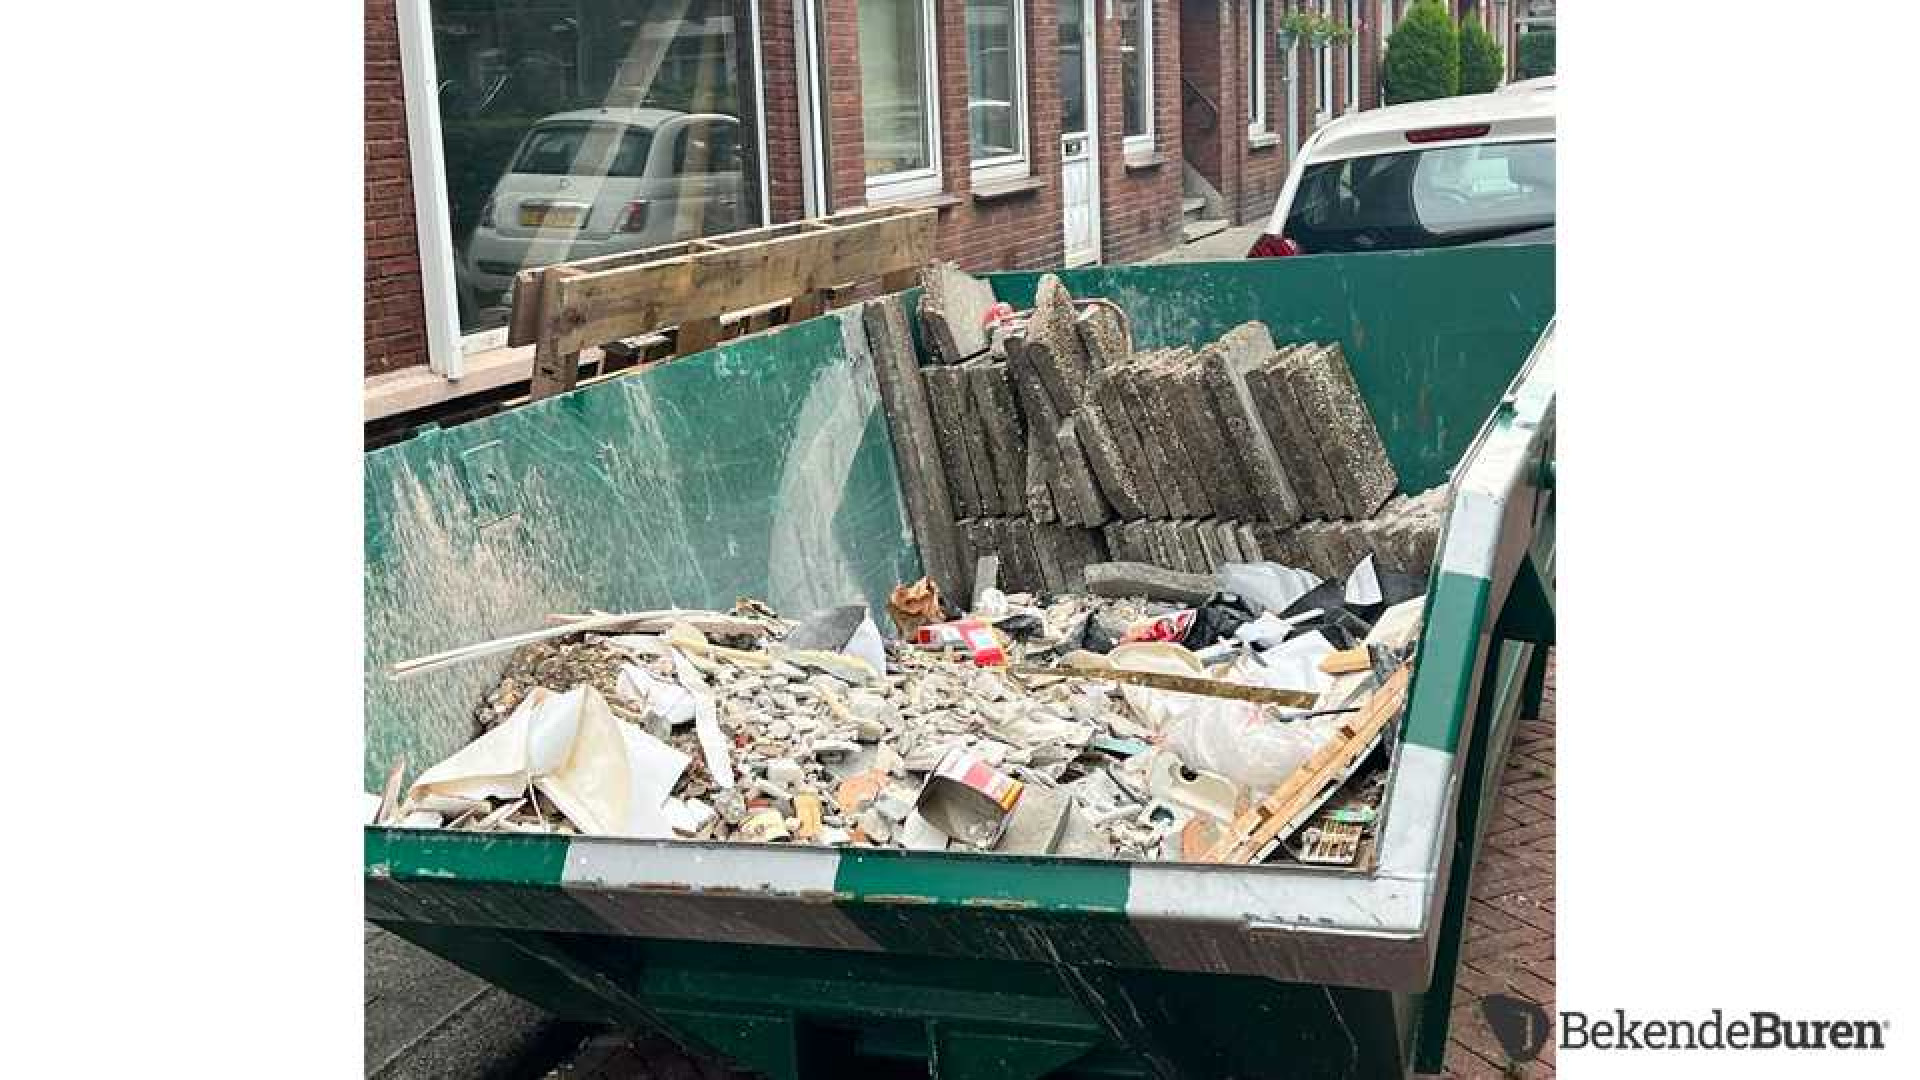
[1205,665,1412,864]
[552,210,936,355]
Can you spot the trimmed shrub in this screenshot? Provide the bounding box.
[1459,19,1505,94]
[1384,1,1460,104]
[1516,29,1556,79]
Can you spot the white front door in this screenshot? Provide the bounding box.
[1059,0,1100,266]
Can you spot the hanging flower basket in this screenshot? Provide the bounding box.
[1277,12,1319,50]
[1308,28,1334,48]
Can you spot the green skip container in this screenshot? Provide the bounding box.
[364,245,1557,1079]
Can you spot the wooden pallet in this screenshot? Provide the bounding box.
[510,205,938,401]
[1205,664,1412,864]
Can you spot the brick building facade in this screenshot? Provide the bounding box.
[365,0,1414,384]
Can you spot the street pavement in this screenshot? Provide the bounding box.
[1143,221,1265,264]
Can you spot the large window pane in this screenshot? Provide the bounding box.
[860,0,933,179]
[966,0,1023,163]
[1246,0,1264,129]
[429,0,758,336]
[1057,0,1087,136]
[1118,0,1150,140]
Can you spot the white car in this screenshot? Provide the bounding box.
[1248,84,1554,258]
[458,107,746,313]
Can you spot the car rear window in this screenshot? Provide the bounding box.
[512,123,654,178]
[1285,139,1553,253]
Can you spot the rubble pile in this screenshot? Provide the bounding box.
[900,266,1444,596]
[380,568,1423,867]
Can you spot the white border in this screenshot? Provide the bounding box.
[1344,0,1361,114]
[1247,0,1268,137]
[864,0,945,202]
[796,0,830,216]
[1314,0,1332,123]
[394,0,465,379]
[1062,0,1102,266]
[1121,0,1155,155]
[967,0,1032,182]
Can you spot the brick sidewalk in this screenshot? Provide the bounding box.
[1440,653,1557,1079]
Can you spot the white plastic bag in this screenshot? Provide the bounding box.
[1161,704,1325,793]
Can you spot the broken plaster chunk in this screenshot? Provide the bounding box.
[995,783,1072,855]
[764,758,805,789]
[918,261,997,364]
[808,738,862,765]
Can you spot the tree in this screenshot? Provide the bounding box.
[1516,29,1556,79]
[1459,19,1505,94]
[1383,1,1460,104]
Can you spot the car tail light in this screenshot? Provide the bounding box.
[1247,233,1303,258]
[615,199,650,233]
[478,197,495,229]
[1405,123,1491,143]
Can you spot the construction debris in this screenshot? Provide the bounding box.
[386,552,1414,868]
[870,270,1442,598]
[381,274,1438,867]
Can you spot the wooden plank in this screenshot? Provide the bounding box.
[501,207,924,347]
[675,315,724,357]
[1007,663,1319,709]
[506,267,545,347]
[554,210,937,354]
[528,266,584,401]
[788,290,828,322]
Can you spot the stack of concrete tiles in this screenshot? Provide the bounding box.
[883,269,1440,597]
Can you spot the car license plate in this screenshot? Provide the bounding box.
[520,204,586,229]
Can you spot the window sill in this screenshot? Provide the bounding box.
[868,190,963,211]
[971,175,1046,202]
[1122,152,1169,172]
[1248,132,1282,150]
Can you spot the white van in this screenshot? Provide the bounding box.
[1248,85,1554,258]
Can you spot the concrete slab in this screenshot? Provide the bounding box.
[1201,323,1305,525]
[917,261,995,364]
[967,361,1028,517]
[1053,415,1113,527]
[1248,345,1347,520]
[922,366,988,520]
[1089,367,1172,518]
[1281,343,1400,519]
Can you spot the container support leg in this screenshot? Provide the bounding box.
[1411,639,1503,1073]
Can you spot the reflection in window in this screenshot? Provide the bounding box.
[1118,0,1152,143]
[967,0,1027,170]
[1057,0,1088,136]
[860,0,938,190]
[428,0,760,336]
[1246,0,1265,133]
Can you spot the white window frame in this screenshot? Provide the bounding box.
[967,0,1031,182]
[1314,0,1332,123]
[1345,0,1361,114]
[394,0,770,378]
[1246,0,1267,137]
[863,0,945,202]
[1120,0,1156,156]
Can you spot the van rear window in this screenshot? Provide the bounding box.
[512,123,654,178]
[1286,140,1554,253]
